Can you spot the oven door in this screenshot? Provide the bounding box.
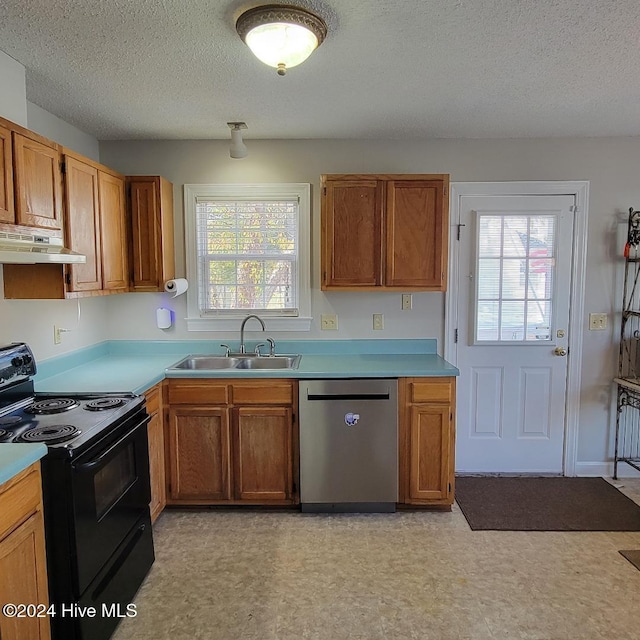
[71,412,151,595]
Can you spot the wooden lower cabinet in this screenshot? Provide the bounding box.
[145,383,167,522]
[399,377,456,508]
[166,379,297,506]
[168,406,231,502]
[234,406,293,502]
[0,463,51,640]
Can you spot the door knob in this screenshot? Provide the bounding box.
[554,347,567,356]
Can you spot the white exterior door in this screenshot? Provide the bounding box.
[454,194,575,473]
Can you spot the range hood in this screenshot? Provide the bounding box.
[0,231,86,264]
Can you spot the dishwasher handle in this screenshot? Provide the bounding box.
[306,392,390,401]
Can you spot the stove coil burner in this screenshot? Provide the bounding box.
[84,397,128,411]
[26,398,80,414]
[0,416,22,441]
[18,425,80,444]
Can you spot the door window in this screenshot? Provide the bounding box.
[475,213,556,343]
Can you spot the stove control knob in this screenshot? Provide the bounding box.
[11,356,24,368]
[22,354,33,366]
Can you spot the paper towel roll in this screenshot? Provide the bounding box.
[164,278,189,297]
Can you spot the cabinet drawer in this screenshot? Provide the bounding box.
[231,382,293,405]
[410,378,454,404]
[0,465,41,541]
[168,381,229,405]
[145,385,161,415]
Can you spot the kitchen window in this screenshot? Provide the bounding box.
[184,184,312,331]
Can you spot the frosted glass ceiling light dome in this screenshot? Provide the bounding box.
[236,4,328,76]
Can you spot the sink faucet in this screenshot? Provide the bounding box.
[239,314,265,354]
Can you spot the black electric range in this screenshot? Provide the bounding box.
[0,342,154,640]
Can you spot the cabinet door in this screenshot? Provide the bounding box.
[385,180,447,289]
[146,388,166,523]
[0,124,14,223]
[99,172,128,291]
[64,156,102,291]
[0,511,51,640]
[13,133,63,231]
[408,404,452,502]
[322,179,383,288]
[167,407,231,502]
[233,406,293,502]
[128,177,174,292]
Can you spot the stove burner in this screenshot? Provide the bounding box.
[26,398,80,414]
[18,425,80,444]
[0,429,12,439]
[84,397,128,411]
[0,415,22,426]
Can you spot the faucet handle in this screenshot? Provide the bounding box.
[220,344,231,357]
[267,337,276,357]
[254,343,266,356]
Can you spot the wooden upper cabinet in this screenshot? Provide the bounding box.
[13,132,63,231]
[98,172,128,291]
[64,156,102,292]
[0,124,14,223]
[322,179,383,287]
[386,180,447,288]
[321,174,449,291]
[128,176,175,291]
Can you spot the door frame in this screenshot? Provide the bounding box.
[445,181,589,476]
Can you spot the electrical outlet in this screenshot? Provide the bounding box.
[402,294,412,310]
[321,314,338,330]
[54,325,63,344]
[373,313,384,330]
[589,313,607,331]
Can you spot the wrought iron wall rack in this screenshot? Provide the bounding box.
[614,207,640,478]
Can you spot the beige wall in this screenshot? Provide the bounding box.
[26,101,100,161]
[99,136,637,468]
[0,50,27,125]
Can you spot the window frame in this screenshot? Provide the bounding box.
[183,183,312,331]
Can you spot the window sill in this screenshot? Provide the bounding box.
[186,317,313,332]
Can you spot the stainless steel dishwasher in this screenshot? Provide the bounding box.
[298,379,398,513]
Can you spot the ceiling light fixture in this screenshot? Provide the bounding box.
[227,122,248,159]
[236,4,327,76]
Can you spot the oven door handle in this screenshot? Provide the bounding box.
[72,415,151,472]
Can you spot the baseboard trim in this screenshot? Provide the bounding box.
[574,461,640,478]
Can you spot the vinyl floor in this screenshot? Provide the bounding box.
[112,478,640,640]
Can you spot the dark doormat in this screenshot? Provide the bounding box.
[619,549,640,571]
[455,476,640,531]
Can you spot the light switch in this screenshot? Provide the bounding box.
[373,314,384,330]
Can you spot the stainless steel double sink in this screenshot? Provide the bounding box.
[168,354,302,371]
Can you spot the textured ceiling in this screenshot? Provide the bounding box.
[0,0,639,140]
